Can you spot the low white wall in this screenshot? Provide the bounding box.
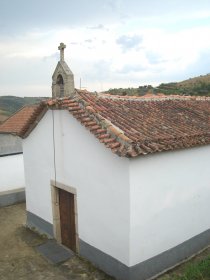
[0,154,25,192]
[129,146,210,266]
[23,110,130,265]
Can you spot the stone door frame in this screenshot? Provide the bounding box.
[50,180,79,253]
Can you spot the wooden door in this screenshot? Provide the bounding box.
[59,189,76,252]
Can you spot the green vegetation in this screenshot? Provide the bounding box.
[157,81,210,96]
[0,96,48,115]
[0,109,10,124]
[105,73,210,97]
[106,85,157,96]
[0,109,11,116]
[159,253,210,280]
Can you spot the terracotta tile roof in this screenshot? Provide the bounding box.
[0,104,47,138]
[45,90,210,157]
[2,90,210,157]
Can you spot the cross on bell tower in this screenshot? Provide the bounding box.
[58,42,66,62]
[52,42,75,98]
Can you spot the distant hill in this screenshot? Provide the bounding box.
[0,110,10,123]
[105,73,210,97]
[178,74,210,87]
[0,96,48,124]
[157,74,210,96]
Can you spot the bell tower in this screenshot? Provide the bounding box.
[52,43,75,98]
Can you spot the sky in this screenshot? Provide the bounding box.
[1,0,210,97]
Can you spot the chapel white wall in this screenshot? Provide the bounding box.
[23,111,54,223]
[0,154,25,192]
[129,146,210,266]
[23,110,130,266]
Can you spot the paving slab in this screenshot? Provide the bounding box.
[36,240,74,264]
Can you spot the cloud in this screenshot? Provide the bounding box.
[0,0,120,35]
[84,39,93,43]
[87,24,105,30]
[118,64,146,74]
[185,50,210,77]
[1,0,210,36]
[2,1,210,96]
[146,52,167,65]
[42,52,59,61]
[90,60,112,80]
[70,42,79,45]
[116,35,143,52]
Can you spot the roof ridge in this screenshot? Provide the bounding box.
[99,93,210,102]
[74,91,134,146]
[46,92,134,156]
[72,94,134,153]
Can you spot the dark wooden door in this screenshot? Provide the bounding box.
[59,189,76,252]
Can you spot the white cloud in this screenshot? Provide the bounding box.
[1,1,210,96]
[116,34,143,52]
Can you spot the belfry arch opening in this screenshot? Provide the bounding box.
[56,74,64,97]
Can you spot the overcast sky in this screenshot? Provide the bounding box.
[1,0,210,97]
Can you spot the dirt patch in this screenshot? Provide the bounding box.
[0,203,113,280]
[0,203,209,280]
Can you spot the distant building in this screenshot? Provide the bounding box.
[0,109,25,155]
[0,105,45,206]
[0,104,46,155]
[0,105,43,155]
[2,43,210,280]
[0,133,22,156]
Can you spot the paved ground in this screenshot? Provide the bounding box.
[0,203,113,280]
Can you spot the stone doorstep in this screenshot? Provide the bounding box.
[36,239,75,264]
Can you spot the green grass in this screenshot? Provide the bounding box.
[160,254,210,280]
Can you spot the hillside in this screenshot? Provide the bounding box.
[0,96,48,124]
[105,73,210,97]
[157,74,210,96]
[178,73,210,87]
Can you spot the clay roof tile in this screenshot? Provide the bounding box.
[3,89,210,158]
[0,103,46,138]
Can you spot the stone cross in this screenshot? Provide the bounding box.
[58,42,66,61]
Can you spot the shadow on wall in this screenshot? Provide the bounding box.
[0,134,22,156]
